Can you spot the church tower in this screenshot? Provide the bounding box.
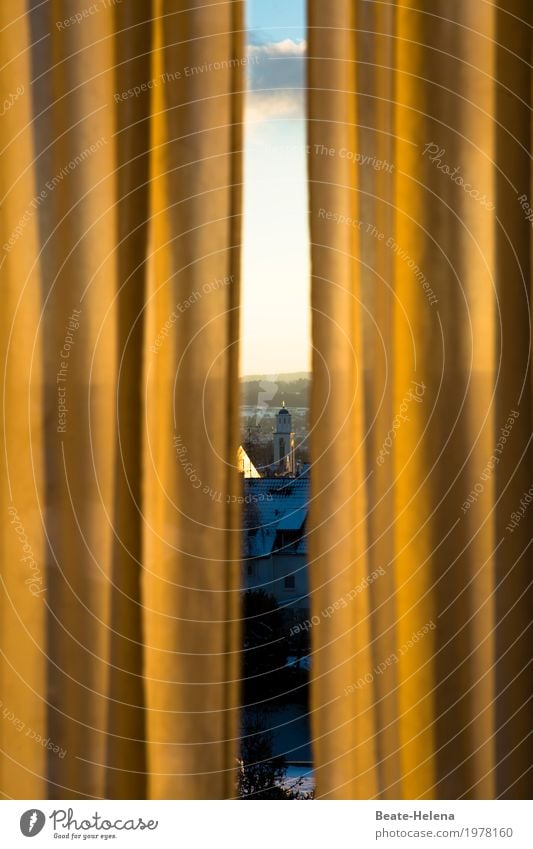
[273,403,296,475]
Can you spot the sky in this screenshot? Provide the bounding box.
[240,0,310,377]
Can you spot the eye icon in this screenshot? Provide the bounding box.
[20,810,46,837]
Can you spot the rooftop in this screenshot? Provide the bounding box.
[244,477,309,559]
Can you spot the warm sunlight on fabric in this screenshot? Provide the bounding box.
[241,0,310,376]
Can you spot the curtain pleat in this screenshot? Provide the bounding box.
[143,0,243,800]
[308,0,533,799]
[307,0,378,799]
[104,0,153,801]
[1,0,243,800]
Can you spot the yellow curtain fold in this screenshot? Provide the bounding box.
[308,0,533,799]
[1,0,243,800]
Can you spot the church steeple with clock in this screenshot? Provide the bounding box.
[273,402,296,476]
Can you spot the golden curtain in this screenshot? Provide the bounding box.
[1,0,243,799]
[308,0,533,798]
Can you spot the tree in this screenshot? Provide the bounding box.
[238,713,288,799]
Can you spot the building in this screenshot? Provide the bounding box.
[243,476,309,615]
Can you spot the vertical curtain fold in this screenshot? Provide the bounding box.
[308,0,533,799]
[492,2,533,799]
[307,0,378,799]
[143,0,243,800]
[105,0,153,801]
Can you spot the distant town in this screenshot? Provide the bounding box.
[238,374,313,798]
[240,374,310,475]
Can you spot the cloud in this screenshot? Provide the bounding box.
[246,39,307,123]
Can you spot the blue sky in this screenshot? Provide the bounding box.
[247,0,306,44]
[240,0,310,376]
